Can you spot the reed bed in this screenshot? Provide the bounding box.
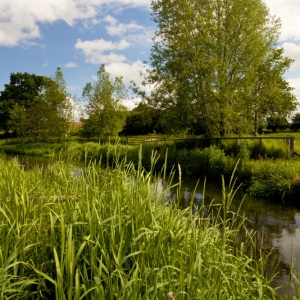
[0,154,286,299]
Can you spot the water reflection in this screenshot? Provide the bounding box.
[167,176,300,298]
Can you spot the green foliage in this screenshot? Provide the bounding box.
[0,72,45,131]
[122,102,163,135]
[0,142,64,156]
[249,48,297,134]
[248,160,300,200]
[267,115,289,132]
[291,113,300,131]
[1,135,298,201]
[0,156,281,299]
[0,69,71,139]
[142,0,297,137]
[82,64,128,138]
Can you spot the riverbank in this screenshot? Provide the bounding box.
[0,155,286,299]
[1,140,300,203]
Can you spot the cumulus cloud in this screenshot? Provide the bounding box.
[104,15,144,36]
[123,97,142,110]
[282,43,300,72]
[65,61,77,68]
[288,76,300,105]
[103,15,154,47]
[0,0,151,47]
[75,38,130,64]
[265,0,300,42]
[105,60,153,93]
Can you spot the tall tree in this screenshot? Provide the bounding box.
[82,64,128,138]
[0,73,45,131]
[47,67,72,138]
[144,0,296,137]
[1,69,71,139]
[244,48,297,134]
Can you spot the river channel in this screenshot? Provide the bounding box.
[6,154,300,299]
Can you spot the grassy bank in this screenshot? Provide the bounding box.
[62,141,300,203]
[1,138,300,202]
[0,155,285,299]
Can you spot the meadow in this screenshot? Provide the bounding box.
[0,154,291,299]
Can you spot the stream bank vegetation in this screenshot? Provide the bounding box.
[1,154,298,299]
[2,136,300,203]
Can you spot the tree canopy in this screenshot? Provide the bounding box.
[82,64,128,138]
[141,0,297,137]
[0,72,45,131]
[0,68,71,139]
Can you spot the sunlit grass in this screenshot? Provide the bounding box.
[0,153,283,299]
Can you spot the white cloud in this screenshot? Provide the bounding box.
[74,38,130,64]
[65,61,77,68]
[104,15,144,36]
[67,85,81,91]
[288,76,300,104]
[68,97,83,121]
[0,0,151,47]
[123,97,141,110]
[105,60,153,92]
[265,0,300,42]
[41,60,48,67]
[103,15,154,47]
[282,43,300,72]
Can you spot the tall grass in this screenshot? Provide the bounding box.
[0,153,285,299]
[2,139,300,202]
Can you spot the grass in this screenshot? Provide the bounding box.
[0,142,65,156]
[2,134,300,202]
[0,153,286,299]
[260,131,300,152]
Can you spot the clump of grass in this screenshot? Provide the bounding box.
[0,154,282,299]
[0,142,64,156]
[247,160,300,200]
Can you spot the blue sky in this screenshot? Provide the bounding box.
[0,0,300,111]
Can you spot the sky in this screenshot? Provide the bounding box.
[0,0,300,112]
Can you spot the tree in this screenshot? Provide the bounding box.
[291,113,300,131]
[46,67,72,139]
[37,74,71,139]
[244,48,297,134]
[0,69,71,139]
[143,0,296,137]
[82,65,128,138]
[122,102,163,135]
[267,115,289,132]
[0,72,45,131]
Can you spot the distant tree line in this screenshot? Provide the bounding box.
[1,65,300,140]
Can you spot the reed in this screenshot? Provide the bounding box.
[0,154,286,299]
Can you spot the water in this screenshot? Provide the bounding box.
[6,154,300,298]
[157,175,300,298]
